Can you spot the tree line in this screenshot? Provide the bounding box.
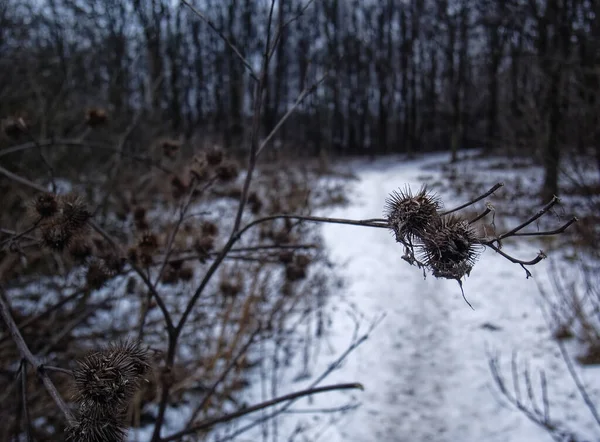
[1,0,599,200]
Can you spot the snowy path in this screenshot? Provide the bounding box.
[236,154,599,442]
[311,156,587,442]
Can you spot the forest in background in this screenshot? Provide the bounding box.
[1,0,599,200]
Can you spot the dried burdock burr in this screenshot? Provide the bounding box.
[69,341,151,441]
[66,402,127,442]
[86,259,112,289]
[179,266,194,281]
[126,276,137,294]
[58,194,92,232]
[41,225,72,251]
[188,153,209,181]
[30,193,58,219]
[205,145,224,166]
[384,185,443,244]
[419,215,482,281]
[216,160,239,182]
[220,273,243,298]
[127,246,139,264]
[201,221,219,237]
[285,263,307,282]
[138,231,159,253]
[160,138,181,158]
[278,250,294,264]
[85,108,108,128]
[248,191,263,214]
[161,267,179,285]
[133,206,149,230]
[194,235,215,262]
[171,175,188,199]
[68,237,94,261]
[294,254,311,269]
[72,340,150,407]
[169,259,184,271]
[1,116,26,138]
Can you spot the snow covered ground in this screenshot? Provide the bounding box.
[235,153,600,442]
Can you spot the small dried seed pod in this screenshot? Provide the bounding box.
[384,185,443,244]
[160,138,181,158]
[68,237,94,261]
[1,116,26,138]
[205,145,224,166]
[85,108,108,127]
[285,263,307,282]
[86,259,112,289]
[278,251,294,264]
[58,194,92,232]
[216,161,239,182]
[201,221,219,237]
[66,401,127,442]
[419,215,482,281]
[138,232,159,253]
[41,225,72,251]
[161,267,179,285]
[171,175,188,199]
[179,266,194,281]
[32,193,58,219]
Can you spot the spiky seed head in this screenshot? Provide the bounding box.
[1,116,26,138]
[194,235,214,255]
[138,232,158,253]
[127,246,138,264]
[171,175,188,199]
[66,401,127,442]
[160,138,181,158]
[419,215,482,280]
[179,266,193,281]
[201,221,218,237]
[69,237,94,261]
[189,154,210,181]
[32,193,58,218]
[102,253,125,274]
[169,259,183,270]
[85,108,108,128]
[58,194,92,232]
[161,267,179,285]
[133,206,146,222]
[126,277,137,294]
[285,264,307,282]
[41,225,72,251]
[216,161,239,182]
[205,145,224,166]
[384,185,443,244]
[294,254,311,269]
[278,251,294,264]
[73,341,150,407]
[86,259,112,289]
[248,192,263,214]
[220,278,242,297]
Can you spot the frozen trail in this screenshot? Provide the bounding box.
[317,156,557,442]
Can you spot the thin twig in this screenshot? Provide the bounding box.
[497,196,561,240]
[181,0,258,81]
[88,220,175,333]
[256,72,330,158]
[0,164,48,193]
[161,383,363,441]
[20,360,33,442]
[557,339,600,427]
[441,183,504,215]
[0,288,75,424]
[187,323,262,425]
